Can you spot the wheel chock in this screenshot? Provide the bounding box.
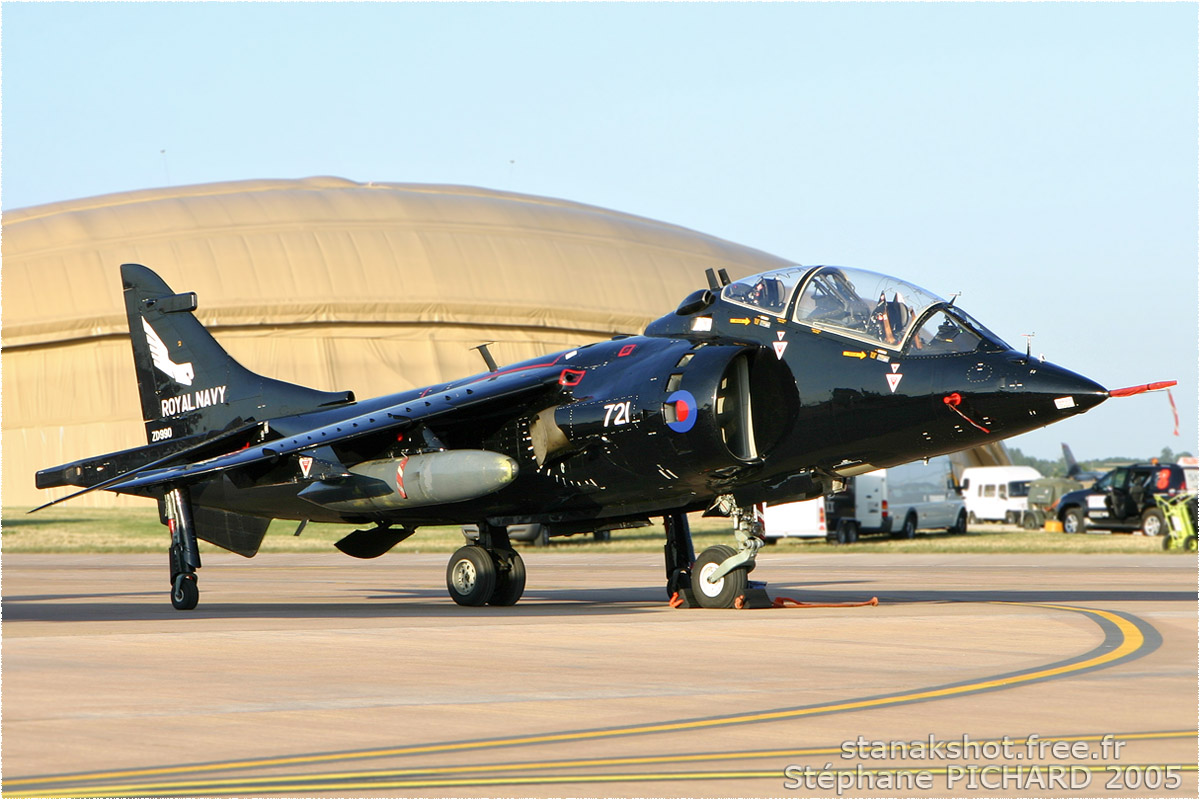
[733,581,773,609]
[668,587,699,608]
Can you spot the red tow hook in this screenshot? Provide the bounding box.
[943,393,990,433]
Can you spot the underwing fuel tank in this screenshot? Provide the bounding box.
[298,450,518,513]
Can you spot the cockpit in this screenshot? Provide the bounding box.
[721,266,1010,354]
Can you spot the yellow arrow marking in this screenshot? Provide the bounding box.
[842,350,868,359]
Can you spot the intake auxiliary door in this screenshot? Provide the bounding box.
[715,350,797,462]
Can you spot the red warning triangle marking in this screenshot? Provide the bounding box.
[886,373,903,393]
[772,341,788,359]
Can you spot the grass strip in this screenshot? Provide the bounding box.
[2,507,1179,555]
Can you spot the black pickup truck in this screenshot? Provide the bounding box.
[1054,462,1197,537]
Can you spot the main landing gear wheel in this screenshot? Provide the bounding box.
[446,545,497,606]
[171,573,199,611]
[691,545,748,609]
[488,550,526,606]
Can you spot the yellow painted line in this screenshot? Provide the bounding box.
[0,603,1151,791]
[2,749,841,797]
[7,732,1194,798]
[14,764,1199,797]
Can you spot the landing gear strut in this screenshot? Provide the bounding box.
[446,522,526,607]
[691,498,767,609]
[164,487,200,610]
[663,511,696,602]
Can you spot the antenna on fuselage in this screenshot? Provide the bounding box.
[717,268,731,286]
[472,343,499,372]
[704,268,722,292]
[1020,332,1036,365]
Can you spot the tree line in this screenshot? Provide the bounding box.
[1007,446,1195,478]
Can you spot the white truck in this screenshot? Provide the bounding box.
[959,465,1042,523]
[887,457,968,538]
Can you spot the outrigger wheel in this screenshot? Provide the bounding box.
[171,573,199,611]
[164,487,201,611]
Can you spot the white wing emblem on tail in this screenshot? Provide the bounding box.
[142,317,195,386]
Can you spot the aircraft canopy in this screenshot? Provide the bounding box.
[723,265,1006,352]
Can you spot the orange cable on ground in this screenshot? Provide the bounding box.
[671,591,879,610]
[770,595,879,609]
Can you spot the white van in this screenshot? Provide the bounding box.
[762,497,827,540]
[824,470,890,543]
[960,466,1042,523]
[888,457,968,537]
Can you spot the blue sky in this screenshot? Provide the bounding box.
[3,1,1196,461]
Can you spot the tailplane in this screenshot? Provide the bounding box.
[122,263,354,443]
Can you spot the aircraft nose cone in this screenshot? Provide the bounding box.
[1025,360,1108,415]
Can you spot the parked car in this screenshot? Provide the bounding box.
[1054,462,1199,536]
[959,466,1042,524]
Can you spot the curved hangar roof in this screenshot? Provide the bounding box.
[3,177,793,507]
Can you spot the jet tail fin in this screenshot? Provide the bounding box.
[122,263,354,443]
[1061,442,1082,479]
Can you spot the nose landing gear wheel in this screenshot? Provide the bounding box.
[171,574,199,610]
[446,545,497,606]
[691,545,747,609]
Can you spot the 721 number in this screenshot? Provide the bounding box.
[603,401,632,427]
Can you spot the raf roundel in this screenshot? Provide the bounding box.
[665,390,698,433]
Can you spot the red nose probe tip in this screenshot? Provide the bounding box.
[1108,380,1177,398]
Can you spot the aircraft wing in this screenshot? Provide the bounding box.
[33,363,567,511]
